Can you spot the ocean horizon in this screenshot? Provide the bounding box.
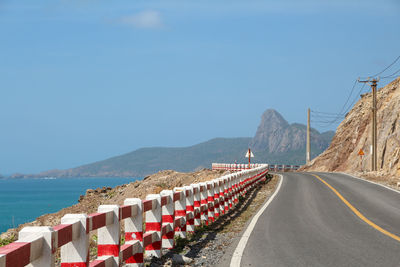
[0,177,141,234]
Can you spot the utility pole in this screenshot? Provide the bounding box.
[306,108,311,164]
[358,78,379,171]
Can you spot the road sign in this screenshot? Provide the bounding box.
[358,149,365,156]
[245,150,254,158]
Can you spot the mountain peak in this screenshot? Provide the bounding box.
[261,109,289,129]
[250,108,333,154]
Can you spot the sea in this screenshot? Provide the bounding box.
[0,177,140,234]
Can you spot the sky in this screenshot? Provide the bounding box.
[1,0,399,174]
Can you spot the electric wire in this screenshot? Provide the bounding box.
[364,55,400,78]
[310,55,400,129]
[381,68,400,79]
[310,83,368,128]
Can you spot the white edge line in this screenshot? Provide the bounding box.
[230,174,283,267]
[338,172,400,195]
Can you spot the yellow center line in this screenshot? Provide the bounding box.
[312,174,400,243]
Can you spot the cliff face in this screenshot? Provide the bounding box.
[304,77,400,178]
[249,109,333,153]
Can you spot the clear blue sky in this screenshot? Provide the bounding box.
[1,0,399,174]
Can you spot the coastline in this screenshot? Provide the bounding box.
[0,169,226,243]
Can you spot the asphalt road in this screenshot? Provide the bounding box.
[240,172,400,267]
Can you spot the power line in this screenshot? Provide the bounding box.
[310,55,400,130]
[342,82,368,114]
[335,79,358,117]
[381,68,400,79]
[365,55,400,78]
[311,110,345,115]
[310,82,367,126]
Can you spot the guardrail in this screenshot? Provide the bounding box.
[212,163,300,172]
[212,163,266,171]
[0,166,269,267]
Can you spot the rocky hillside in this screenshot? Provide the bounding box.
[249,109,334,159]
[303,77,400,180]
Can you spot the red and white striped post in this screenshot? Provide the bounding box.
[173,188,186,239]
[228,175,233,209]
[144,194,162,258]
[191,183,201,227]
[206,182,215,224]
[124,198,143,266]
[60,214,89,267]
[97,205,120,265]
[238,172,244,198]
[199,183,208,224]
[19,226,56,266]
[160,190,174,249]
[213,180,220,219]
[223,177,230,213]
[233,173,239,205]
[243,172,249,195]
[184,186,195,233]
[218,178,225,215]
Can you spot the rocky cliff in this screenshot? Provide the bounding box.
[303,77,400,180]
[250,109,333,154]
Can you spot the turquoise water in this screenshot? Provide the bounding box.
[0,177,140,234]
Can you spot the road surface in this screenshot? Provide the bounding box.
[240,172,400,267]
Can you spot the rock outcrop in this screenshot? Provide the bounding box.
[250,109,334,153]
[303,77,400,180]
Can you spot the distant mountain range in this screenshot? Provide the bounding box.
[11,109,334,178]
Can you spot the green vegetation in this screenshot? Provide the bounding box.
[67,137,253,177]
[65,135,333,177]
[0,234,17,247]
[34,127,334,178]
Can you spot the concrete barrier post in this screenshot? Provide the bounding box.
[219,178,225,215]
[213,180,220,219]
[124,198,143,266]
[224,177,229,213]
[160,190,174,249]
[145,194,162,258]
[184,186,195,233]
[228,175,233,209]
[199,183,208,224]
[174,188,186,239]
[248,171,253,191]
[97,205,120,266]
[206,182,215,224]
[191,184,201,227]
[60,214,89,267]
[233,173,239,204]
[238,173,244,198]
[244,172,249,195]
[18,226,56,267]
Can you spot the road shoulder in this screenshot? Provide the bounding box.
[218,174,283,267]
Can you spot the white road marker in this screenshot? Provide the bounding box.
[230,174,283,267]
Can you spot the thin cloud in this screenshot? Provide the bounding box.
[119,10,163,29]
